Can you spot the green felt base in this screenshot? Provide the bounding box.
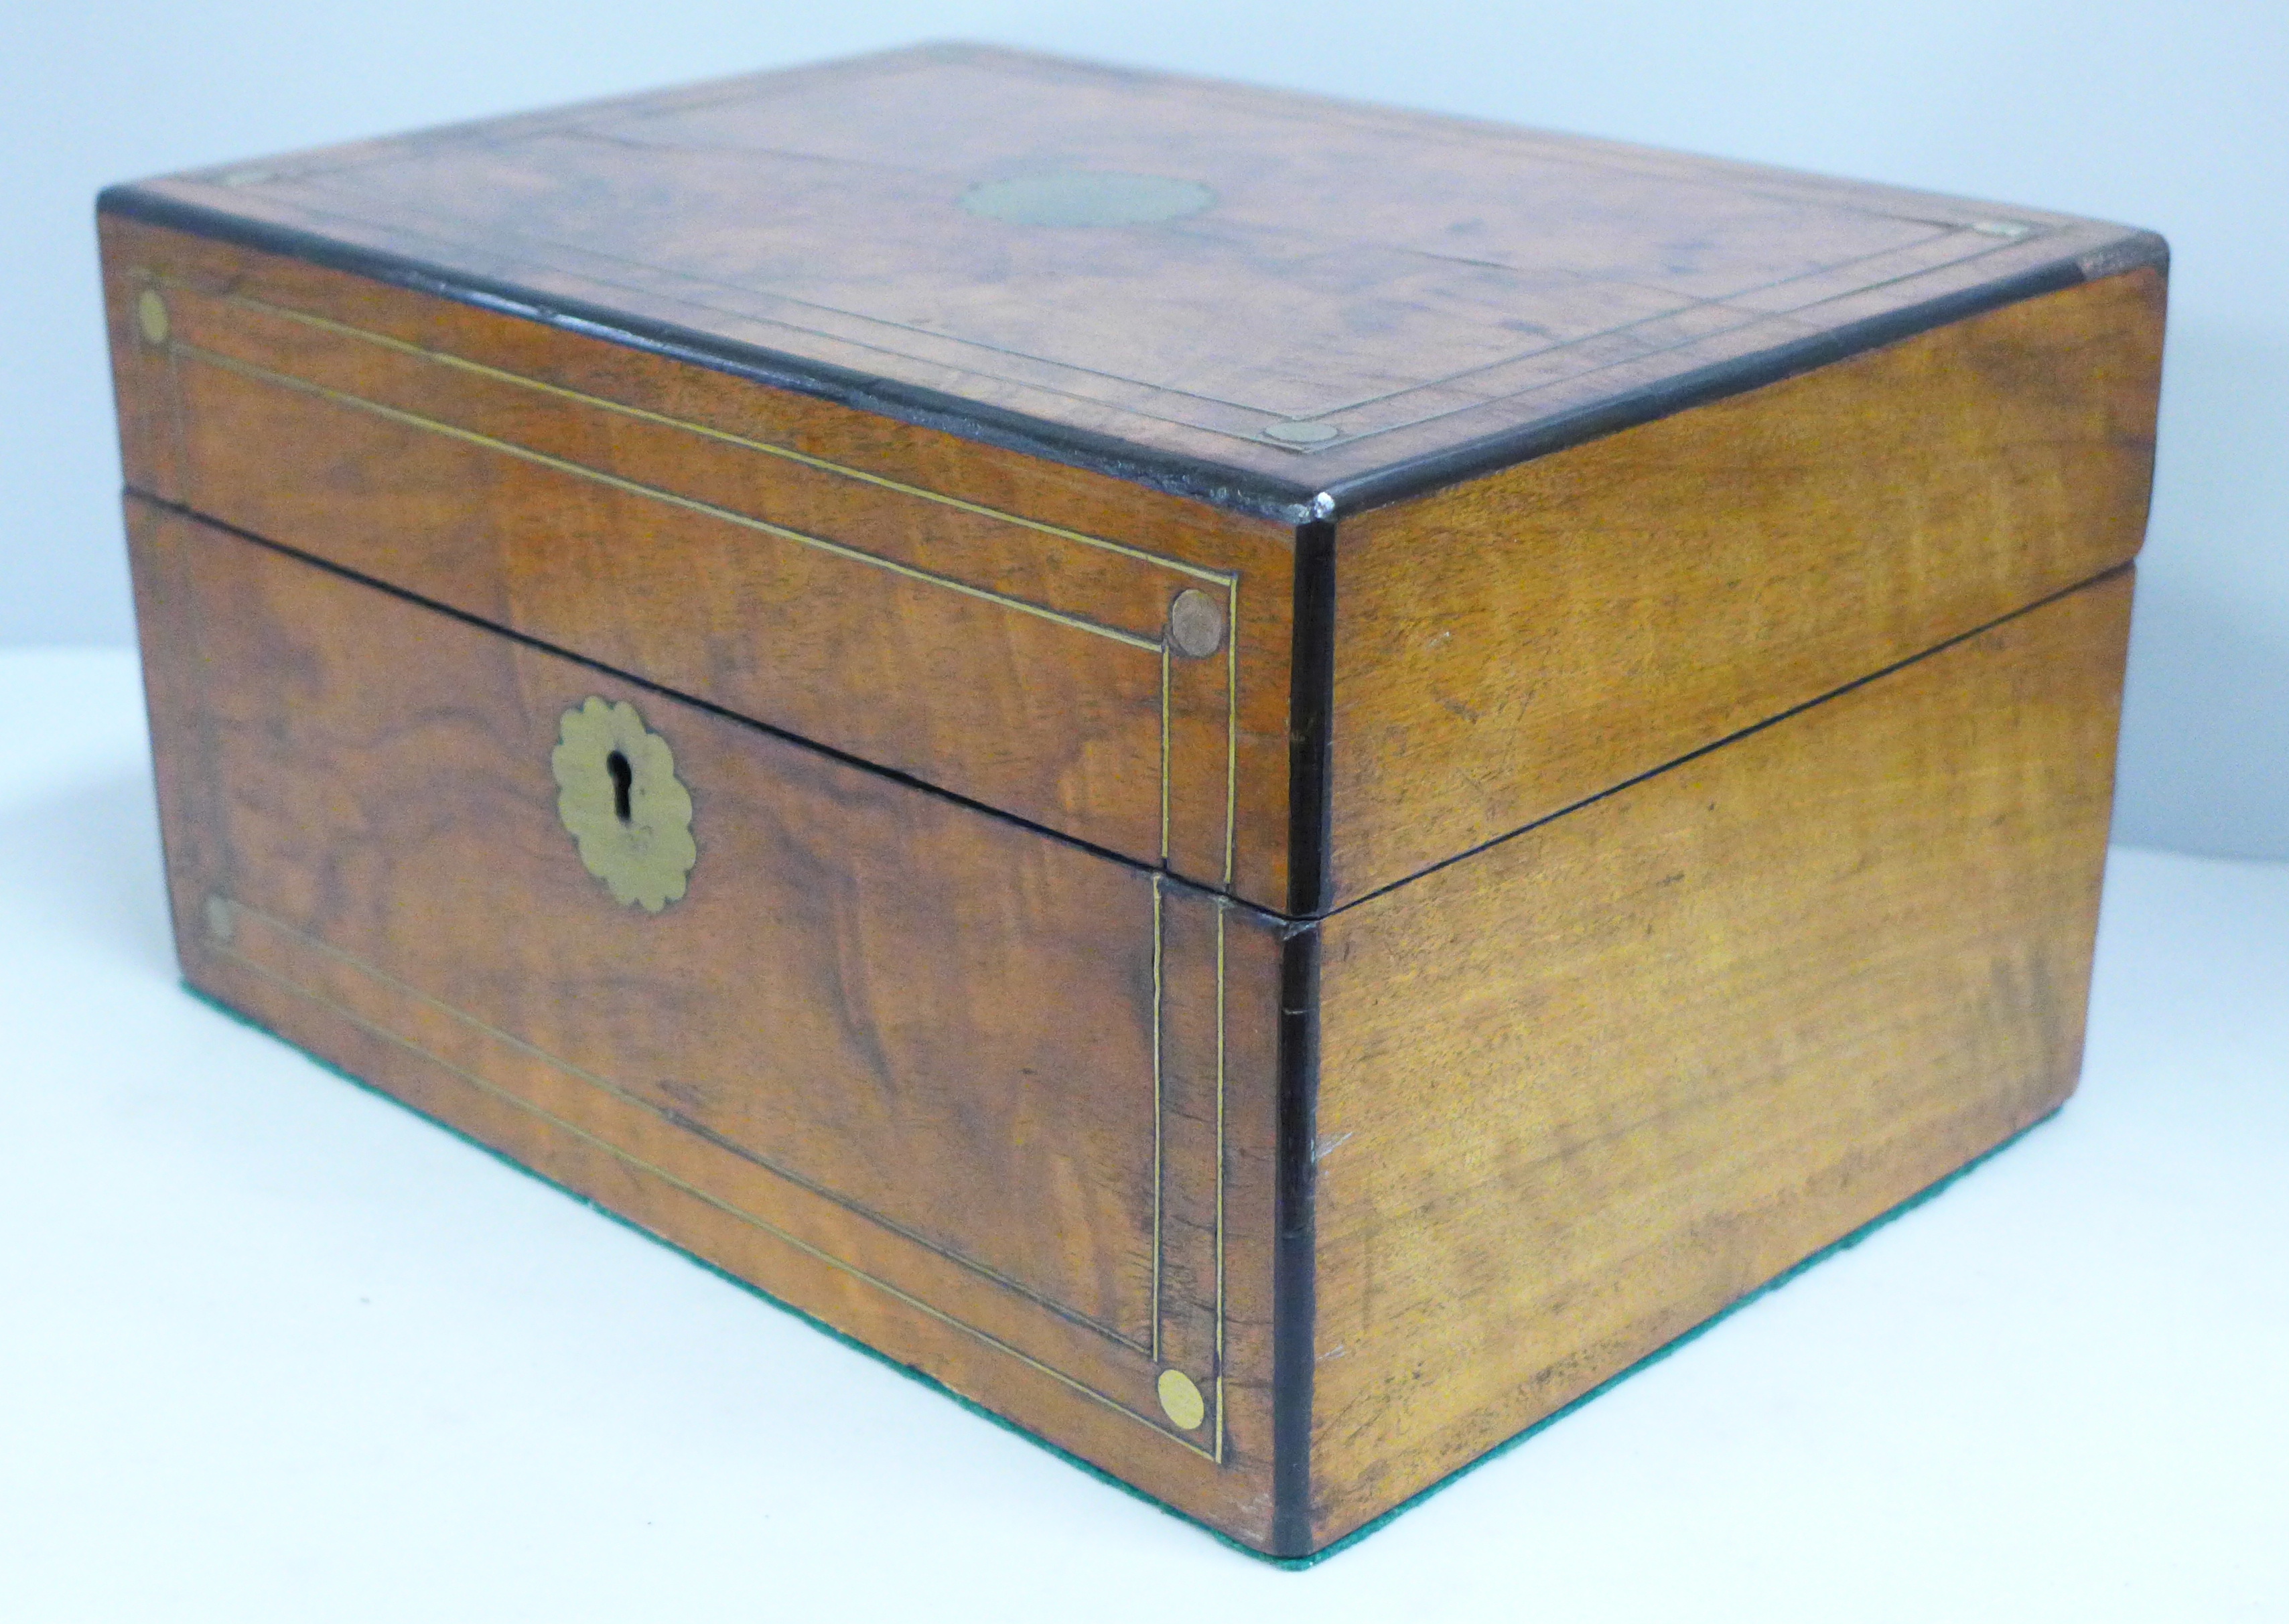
[184,978,2057,1568]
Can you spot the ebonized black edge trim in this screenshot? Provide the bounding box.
[1286,518,1338,919]
[1316,230,2171,514]
[96,183,2166,524]
[96,184,1326,526]
[1271,921,1321,1557]
[1271,511,1334,1552]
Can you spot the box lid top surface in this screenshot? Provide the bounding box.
[105,43,2162,520]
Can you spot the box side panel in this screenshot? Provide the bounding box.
[1328,267,2162,905]
[128,497,1287,1547]
[1310,571,2132,1546]
[100,214,1300,910]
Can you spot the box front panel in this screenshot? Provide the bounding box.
[1311,571,2133,1546]
[128,498,1284,1542]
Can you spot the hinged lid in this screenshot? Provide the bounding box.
[102,42,2161,524]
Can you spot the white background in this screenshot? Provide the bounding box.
[0,0,2285,855]
[1,7,2285,1614]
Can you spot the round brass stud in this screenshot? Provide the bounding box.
[1166,588,1226,660]
[1156,1368,1206,1431]
[552,696,697,913]
[136,289,170,347]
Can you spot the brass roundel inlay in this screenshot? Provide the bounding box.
[552,697,697,913]
[1166,588,1227,660]
[136,289,170,347]
[1157,1369,1206,1431]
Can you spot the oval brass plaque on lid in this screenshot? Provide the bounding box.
[552,697,697,912]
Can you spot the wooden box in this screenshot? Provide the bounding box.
[99,44,2164,1557]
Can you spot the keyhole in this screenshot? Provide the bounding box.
[606,749,634,823]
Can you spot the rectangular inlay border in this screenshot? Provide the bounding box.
[205,889,1232,1461]
[140,272,1248,891]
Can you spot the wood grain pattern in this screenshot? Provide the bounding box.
[100,216,1301,908]
[1325,267,2162,906]
[106,43,2158,491]
[1308,571,2133,1546]
[129,497,1287,1546]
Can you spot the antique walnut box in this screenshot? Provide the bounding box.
[99,44,2165,1556]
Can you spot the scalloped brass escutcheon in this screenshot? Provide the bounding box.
[552,697,697,913]
[1156,1369,1206,1431]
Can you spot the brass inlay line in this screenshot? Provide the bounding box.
[1213,903,1229,1463]
[215,889,1225,1455]
[222,899,1154,1355]
[1158,644,1172,867]
[174,342,1166,654]
[1150,874,1165,1365]
[182,281,1239,589]
[214,939,1218,1462]
[1223,599,1240,889]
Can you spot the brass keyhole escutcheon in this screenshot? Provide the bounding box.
[553,697,696,912]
